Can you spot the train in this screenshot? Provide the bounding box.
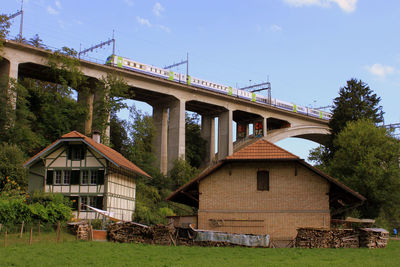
[105,55,331,120]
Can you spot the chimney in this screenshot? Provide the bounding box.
[92,131,101,143]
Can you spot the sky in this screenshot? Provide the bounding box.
[2,0,400,160]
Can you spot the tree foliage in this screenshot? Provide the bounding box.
[0,143,27,190]
[185,113,207,168]
[0,14,10,53]
[329,78,384,138]
[309,78,384,166]
[327,119,400,224]
[92,73,129,139]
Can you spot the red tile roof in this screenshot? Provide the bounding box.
[25,131,150,178]
[166,138,365,206]
[226,139,299,160]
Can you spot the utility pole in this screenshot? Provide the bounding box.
[78,33,116,58]
[20,0,24,42]
[8,0,24,42]
[164,53,189,76]
[239,80,272,104]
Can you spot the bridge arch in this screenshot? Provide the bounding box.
[265,125,330,145]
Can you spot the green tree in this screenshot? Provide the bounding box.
[109,113,129,155]
[125,105,158,176]
[28,34,45,48]
[0,143,27,190]
[309,79,384,166]
[22,78,86,149]
[92,73,129,140]
[0,79,44,154]
[185,113,207,168]
[0,14,10,52]
[327,119,400,223]
[168,158,200,190]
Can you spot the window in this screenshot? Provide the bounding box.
[71,170,80,185]
[63,170,71,184]
[46,170,54,185]
[80,196,88,211]
[55,170,62,184]
[80,196,103,211]
[81,170,89,185]
[90,171,97,185]
[69,196,79,210]
[89,196,96,208]
[67,145,85,161]
[257,171,269,191]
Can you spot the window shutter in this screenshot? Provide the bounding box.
[67,146,72,160]
[80,146,85,160]
[97,170,105,185]
[96,196,104,209]
[257,171,269,191]
[46,170,54,185]
[71,170,80,185]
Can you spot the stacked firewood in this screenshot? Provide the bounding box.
[107,222,237,247]
[359,228,389,248]
[295,228,359,248]
[68,222,90,240]
[107,222,152,243]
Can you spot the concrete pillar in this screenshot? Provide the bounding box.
[201,115,215,166]
[92,83,111,142]
[218,109,233,159]
[167,99,186,172]
[263,117,267,137]
[0,59,19,110]
[153,105,168,174]
[77,89,94,136]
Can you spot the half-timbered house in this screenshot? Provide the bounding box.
[24,131,150,221]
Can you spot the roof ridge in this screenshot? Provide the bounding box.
[25,131,151,178]
[226,138,299,160]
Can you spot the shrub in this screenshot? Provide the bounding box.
[0,192,72,226]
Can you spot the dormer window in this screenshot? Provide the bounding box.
[67,145,85,161]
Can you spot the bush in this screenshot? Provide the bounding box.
[0,143,27,189]
[0,193,72,226]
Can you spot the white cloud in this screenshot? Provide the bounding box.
[136,16,152,27]
[270,24,282,32]
[124,0,134,7]
[365,63,395,78]
[153,2,164,16]
[47,6,59,15]
[157,25,171,33]
[55,0,61,9]
[283,0,357,13]
[57,19,65,29]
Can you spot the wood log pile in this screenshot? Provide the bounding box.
[68,222,90,240]
[107,222,236,247]
[295,228,359,248]
[359,228,389,248]
[296,227,389,248]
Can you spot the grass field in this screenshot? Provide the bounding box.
[1,235,400,266]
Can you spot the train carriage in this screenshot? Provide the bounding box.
[105,54,331,121]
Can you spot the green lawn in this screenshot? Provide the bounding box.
[1,237,399,266]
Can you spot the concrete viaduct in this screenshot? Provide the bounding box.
[0,40,330,173]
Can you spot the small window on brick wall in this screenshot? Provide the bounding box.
[257,171,269,191]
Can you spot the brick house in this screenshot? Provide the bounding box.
[167,139,365,244]
[24,131,150,221]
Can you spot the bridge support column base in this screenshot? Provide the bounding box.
[218,109,233,160]
[153,105,168,175]
[167,99,186,172]
[200,115,215,167]
[77,89,94,136]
